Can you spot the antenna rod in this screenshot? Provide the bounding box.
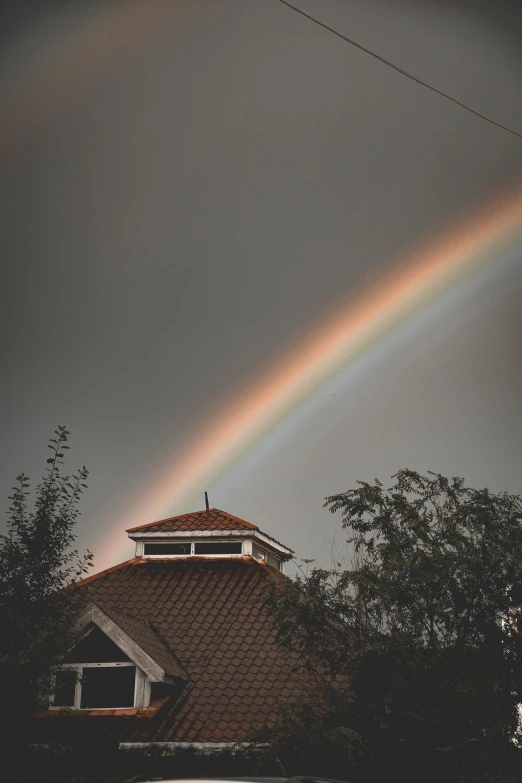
[204,491,209,510]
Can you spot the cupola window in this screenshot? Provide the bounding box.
[142,541,244,557]
[194,541,242,555]
[144,542,191,556]
[252,543,281,570]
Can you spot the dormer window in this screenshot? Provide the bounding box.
[52,662,138,710]
[51,627,143,710]
[50,602,186,713]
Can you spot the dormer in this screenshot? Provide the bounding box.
[126,508,293,573]
[50,602,186,712]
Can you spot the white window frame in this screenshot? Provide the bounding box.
[50,662,149,711]
[252,543,267,562]
[142,540,244,558]
[192,539,244,557]
[252,543,281,570]
[142,542,193,557]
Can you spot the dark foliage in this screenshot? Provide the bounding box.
[259,470,522,782]
[0,426,93,777]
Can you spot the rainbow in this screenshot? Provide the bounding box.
[98,183,522,568]
[0,1,186,162]
[5,5,520,568]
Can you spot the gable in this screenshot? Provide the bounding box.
[75,602,186,683]
[52,608,184,712]
[63,625,131,664]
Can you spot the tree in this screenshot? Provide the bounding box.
[260,470,522,782]
[0,426,93,772]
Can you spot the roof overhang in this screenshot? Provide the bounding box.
[76,603,176,683]
[127,527,294,556]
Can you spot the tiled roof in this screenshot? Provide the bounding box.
[126,507,257,534]
[126,507,293,553]
[100,604,187,681]
[39,558,303,744]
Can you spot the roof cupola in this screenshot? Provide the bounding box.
[126,508,293,572]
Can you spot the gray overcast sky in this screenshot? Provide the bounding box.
[1,0,522,571]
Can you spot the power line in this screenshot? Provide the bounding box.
[276,0,522,140]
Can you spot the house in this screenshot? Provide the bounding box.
[38,507,302,759]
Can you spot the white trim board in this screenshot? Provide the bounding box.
[59,662,135,668]
[76,603,165,682]
[119,741,265,756]
[128,528,293,555]
[50,663,139,710]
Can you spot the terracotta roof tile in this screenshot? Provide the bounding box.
[99,605,187,681]
[125,507,293,552]
[38,557,304,744]
[126,508,257,534]
[72,558,141,589]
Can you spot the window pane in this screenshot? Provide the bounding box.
[252,544,280,569]
[194,541,242,555]
[144,542,191,555]
[54,669,76,707]
[252,544,266,560]
[80,666,136,709]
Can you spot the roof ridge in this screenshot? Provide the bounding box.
[126,508,213,533]
[72,558,142,588]
[147,617,189,678]
[211,509,258,530]
[126,507,258,533]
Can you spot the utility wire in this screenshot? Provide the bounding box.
[277,0,522,140]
